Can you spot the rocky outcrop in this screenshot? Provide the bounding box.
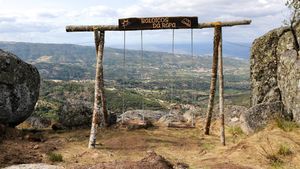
[277,50,300,122]
[57,99,117,128]
[57,99,92,128]
[119,110,168,123]
[240,102,284,134]
[3,164,64,169]
[0,49,40,127]
[157,105,201,127]
[250,23,300,127]
[223,105,248,126]
[25,116,51,128]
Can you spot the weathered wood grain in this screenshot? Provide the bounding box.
[66,20,251,32]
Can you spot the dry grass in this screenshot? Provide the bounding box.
[277,144,293,156]
[47,152,63,162]
[42,121,299,169]
[2,121,300,169]
[275,118,299,132]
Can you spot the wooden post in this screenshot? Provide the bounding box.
[204,25,221,135]
[218,26,225,146]
[88,30,108,149]
[97,31,109,126]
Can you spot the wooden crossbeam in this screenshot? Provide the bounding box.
[66,20,251,32]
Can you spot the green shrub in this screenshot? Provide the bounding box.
[228,126,244,143]
[270,159,284,169]
[260,138,284,168]
[276,118,299,132]
[47,152,63,162]
[261,147,283,168]
[201,142,215,150]
[228,126,244,136]
[278,144,293,156]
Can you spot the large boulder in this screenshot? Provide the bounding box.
[0,49,40,127]
[119,110,167,123]
[250,27,289,105]
[223,105,248,126]
[57,98,116,128]
[240,102,284,134]
[250,23,300,124]
[277,50,300,122]
[158,113,186,127]
[157,105,201,127]
[25,116,52,128]
[57,99,92,128]
[4,164,64,169]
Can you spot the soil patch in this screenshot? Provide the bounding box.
[0,129,61,168]
[70,151,175,169]
[210,162,253,169]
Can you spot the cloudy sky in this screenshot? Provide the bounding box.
[0,0,290,47]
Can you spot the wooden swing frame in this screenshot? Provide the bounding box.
[66,17,251,148]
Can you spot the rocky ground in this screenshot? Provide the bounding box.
[1,118,300,169]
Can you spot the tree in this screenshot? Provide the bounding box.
[285,0,300,51]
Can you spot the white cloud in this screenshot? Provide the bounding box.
[0,0,290,45]
[0,16,16,23]
[37,10,65,19]
[82,5,118,17]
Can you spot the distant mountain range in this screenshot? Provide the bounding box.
[0,41,249,80]
[109,42,251,59]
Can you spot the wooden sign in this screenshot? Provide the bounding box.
[119,16,198,30]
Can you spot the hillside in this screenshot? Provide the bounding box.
[0,41,251,120]
[111,42,251,58]
[0,41,249,80]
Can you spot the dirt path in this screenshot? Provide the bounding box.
[1,124,300,169]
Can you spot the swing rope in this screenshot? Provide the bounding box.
[121,29,194,125]
[140,30,145,123]
[191,28,195,127]
[171,29,175,107]
[122,31,126,123]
